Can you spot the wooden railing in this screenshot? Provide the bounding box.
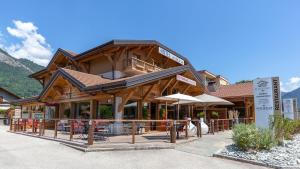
[9,118,254,145]
[208,118,254,135]
[128,57,162,73]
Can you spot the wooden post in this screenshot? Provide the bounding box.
[39,120,42,136]
[54,120,58,138]
[196,120,200,138]
[222,120,225,132]
[70,120,73,141]
[132,121,136,144]
[170,121,176,143]
[9,118,13,131]
[216,120,219,132]
[90,100,97,119]
[24,120,27,132]
[87,120,94,145]
[212,120,215,135]
[185,120,188,139]
[199,120,202,137]
[42,119,45,136]
[32,120,35,133]
[17,119,20,131]
[13,120,17,132]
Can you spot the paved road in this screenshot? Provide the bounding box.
[0,126,268,169]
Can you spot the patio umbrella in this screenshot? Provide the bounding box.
[155,93,202,138]
[173,94,234,120]
[156,93,201,119]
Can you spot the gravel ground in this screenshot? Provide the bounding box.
[0,126,268,169]
[220,135,300,168]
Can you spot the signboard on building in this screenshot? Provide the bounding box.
[176,75,196,86]
[283,99,294,119]
[283,98,298,119]
[33,112,44,120]
[14,109,21,118]
[253,77,282,128]
[158,47,185,65]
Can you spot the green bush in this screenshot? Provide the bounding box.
[233,124,259,150]
[257,128,276,150]
[232,124,275,150]
[211,111,219,119]
[0,109,7,114]
[269,115,300,142]
[197,112,205,118]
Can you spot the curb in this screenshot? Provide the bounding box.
[213,152,299,169]
[9,131,177,152]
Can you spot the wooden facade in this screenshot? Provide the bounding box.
[13,40,205,130]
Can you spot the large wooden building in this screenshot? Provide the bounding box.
[13,40,206,133]
[198,70,255,120]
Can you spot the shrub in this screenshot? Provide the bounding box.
[269,115,299,143]
[232,124,276,150]
[0,109,7,114]
[232,124,259,150]
[257,128,276,150]
[211,111,219,119]
[197,112,205,118]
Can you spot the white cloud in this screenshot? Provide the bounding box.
[1,20,52,66]
[281,77,300,92]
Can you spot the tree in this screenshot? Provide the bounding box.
[236,80,253,84]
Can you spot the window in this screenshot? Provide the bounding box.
[124,100,137,119]
[97,104,113,119]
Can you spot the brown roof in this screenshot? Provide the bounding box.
[210,82,253,98]
[61,68,113,87]
[60,49,77,57]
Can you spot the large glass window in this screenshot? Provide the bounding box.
[75,102,90,119]
[97,104,113,119]
[124,100,137,119]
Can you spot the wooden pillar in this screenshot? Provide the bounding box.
[54,120,58,138]
[170,121,176,143]
[132,121,136,144]
[9,117,13,131]
[87,120,94,145]
[39,120,42,136]
[185,120,188,139]
[58,103,65,119]
[138,100,143,120]
[70,102,76,119]
[90,100,97,119]
[70,120,73,140]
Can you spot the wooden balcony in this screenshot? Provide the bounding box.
[125,57,163,75]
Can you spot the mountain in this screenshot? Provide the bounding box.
[282,87,300,108]
[0,48,44,98]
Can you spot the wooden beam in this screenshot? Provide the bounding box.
[144,46,155,61]
[182,85,191,94]
[160,78,174,95]
[104,54,114,64]
[143,85,156,100]
[114,47,127,63]
[118,89,135,112]
[79,63,89,73]
[169,81,178,93]
[53,85,64,95]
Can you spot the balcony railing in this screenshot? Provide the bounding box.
[127,57,162,73]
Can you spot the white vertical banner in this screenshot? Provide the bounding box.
[283,99,294,119]
[253,77,282,128]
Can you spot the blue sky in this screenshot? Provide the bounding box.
[0,0,300,92]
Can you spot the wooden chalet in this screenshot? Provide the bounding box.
[13,40,205,134]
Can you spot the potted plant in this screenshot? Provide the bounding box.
[142,107,148,120]
[159,108,165,119]
[197,111,209,134]
[211,111,219,119]
[197,112,205,119]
